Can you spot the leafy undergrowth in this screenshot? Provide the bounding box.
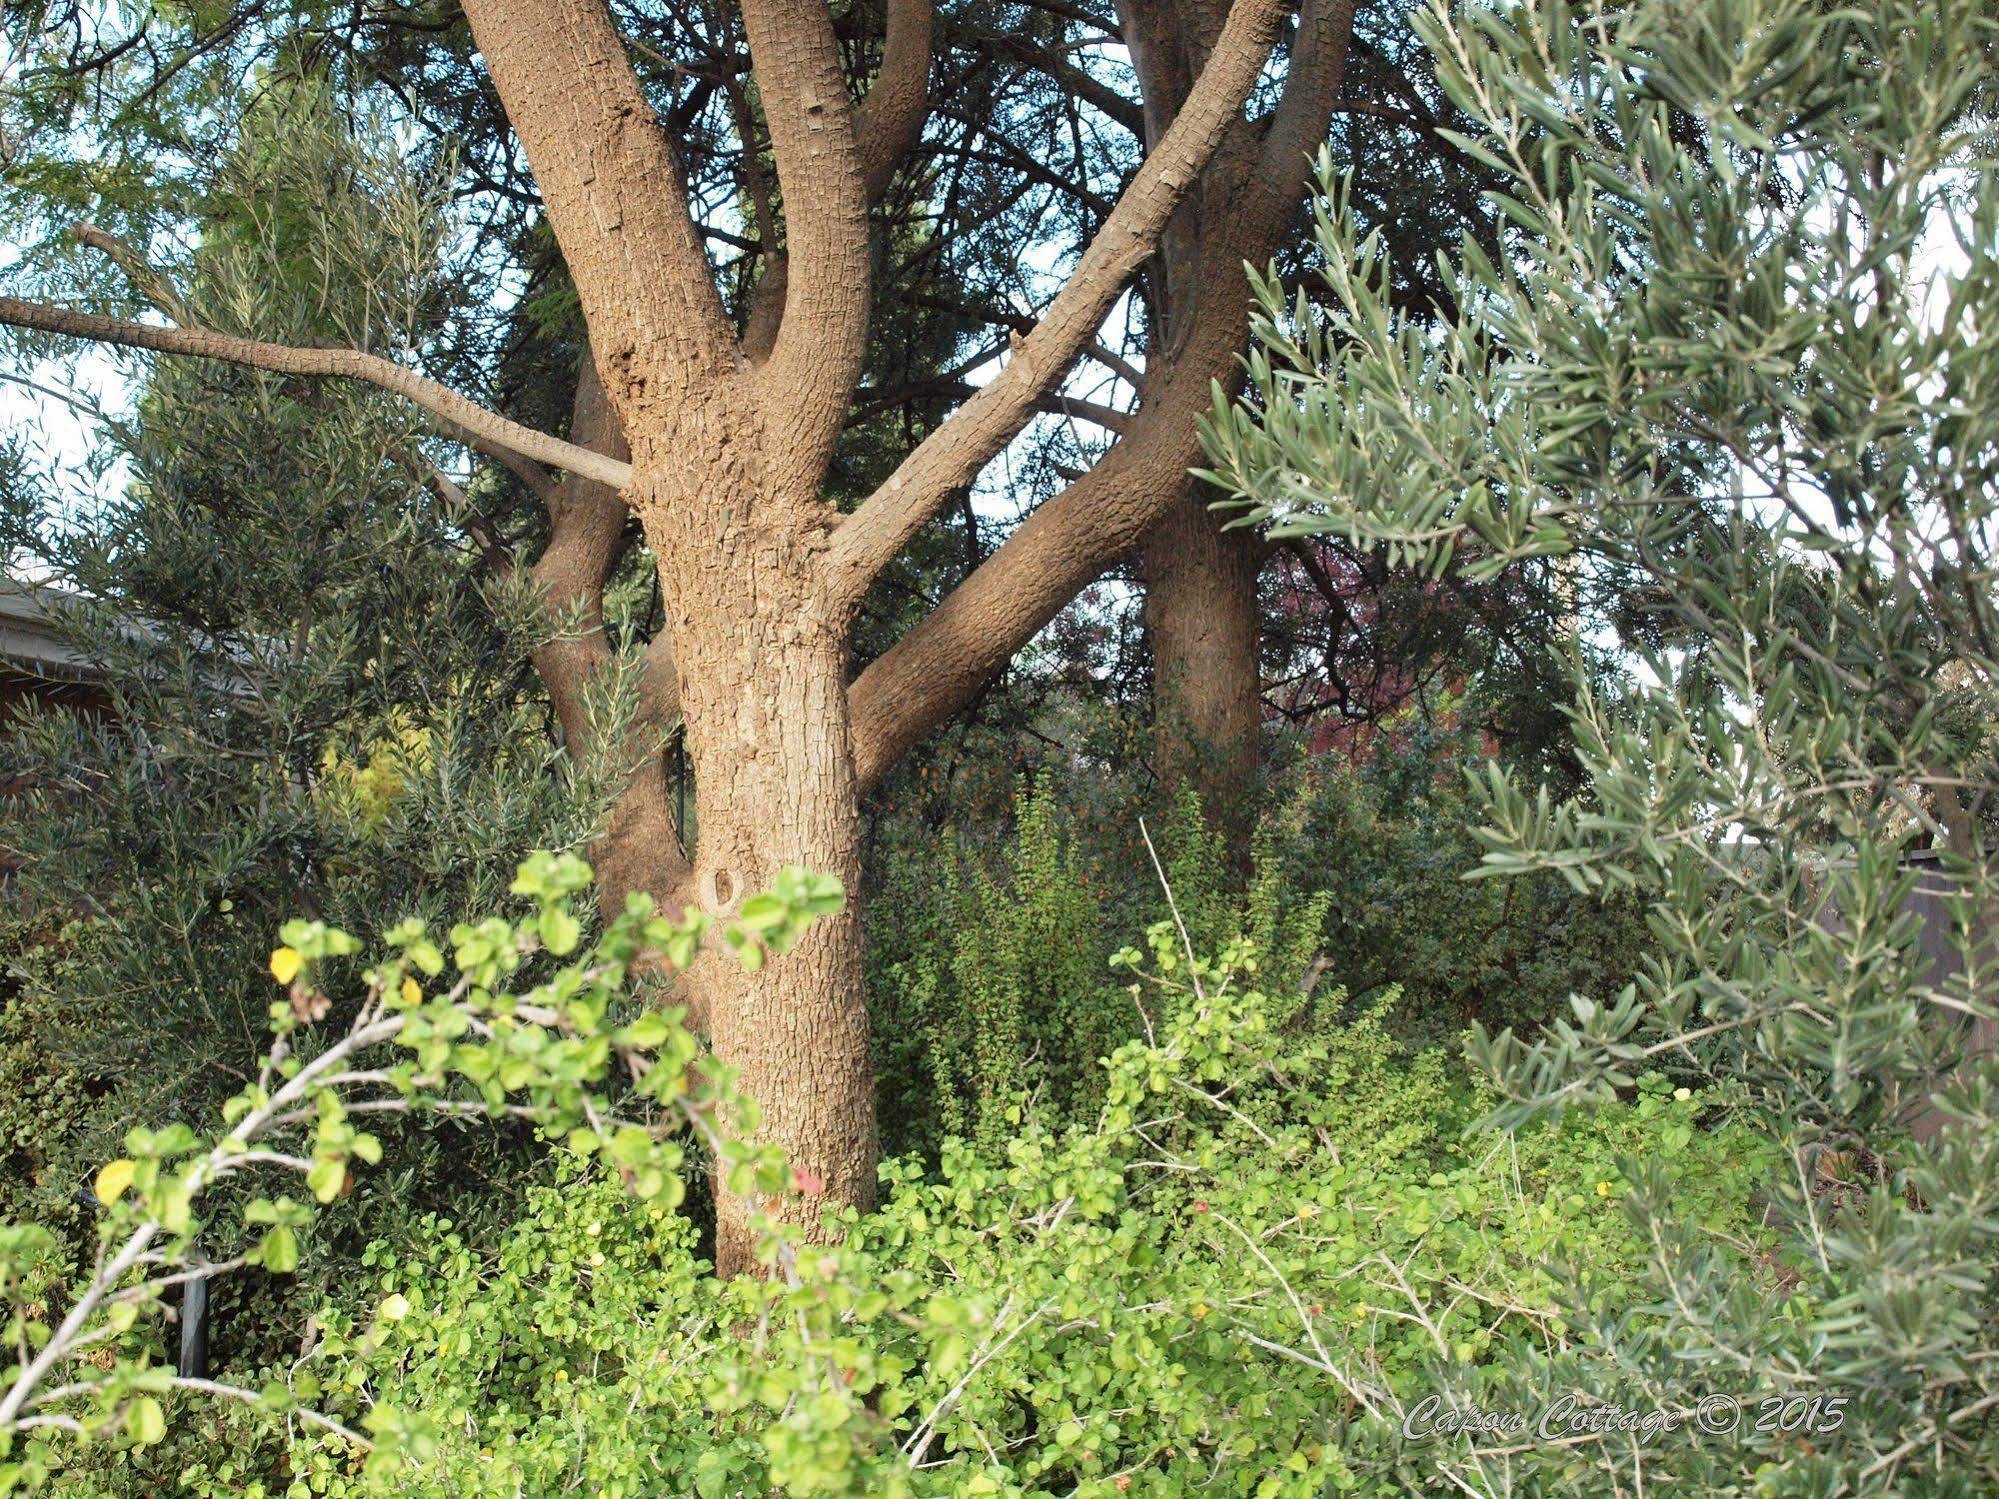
[132,934,1774,1499]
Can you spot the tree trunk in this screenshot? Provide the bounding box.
[642,454,877,1276]
[681,615,876,1274]
[1143,485,1264,857]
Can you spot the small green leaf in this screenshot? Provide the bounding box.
[539,906,582,956]
[307,1159,346,1204]
[736,894,787,933]
[260,1225,299,1274]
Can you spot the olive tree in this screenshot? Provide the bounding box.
[1206,0,1999,1486]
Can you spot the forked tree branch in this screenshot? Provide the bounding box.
[71,223,188,323]
[1244,0,1357,236]
[728,77,790,366]
[846,0,1359,788]
[854,0,935,200]
[0,295,634,489]
[738,0,928,367]
[816,0,1287,617]
[847,368,1210,791]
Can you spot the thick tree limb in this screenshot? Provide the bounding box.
[726,77,791,367]
[739,0,926,368]
[847,360,1215,792]
[739,0,874,484]
[1244,0,1357,236]
[525,353,691,900]
[0,295,634,490]
[817,0,1286,618]
[848,0,1356,789]
[460,0,738,401]
[530,350,649,751]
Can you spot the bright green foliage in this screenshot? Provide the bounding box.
[0,853,842,1493]
[1208,0,1999,1487]
[0,956,97,1243]
[868,752,1650,1154]
[1150,793,1333,1006]
[247,926,1769,1498]
[0,859,1781,1498]
[870,781,1338,1155]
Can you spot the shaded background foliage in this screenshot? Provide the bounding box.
[0,85,619,1367]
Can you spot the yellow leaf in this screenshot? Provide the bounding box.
[126,1394,165,1446]
[94,1159,137,1205]
[269,947,303,985]
[400,976,421,1005]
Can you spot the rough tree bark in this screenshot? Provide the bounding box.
[1143,494,1265,849]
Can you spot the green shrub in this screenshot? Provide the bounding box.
[867,745,1649,1157]
[870,779,1343,1158]
[0,920,100,1245]
[1266,719,1654,1043]
[0,851,846,1494]
[875,782,1126,1153]
[259,927,1771,1499]
[0,88,625,1406]
[0,851,1788,1497]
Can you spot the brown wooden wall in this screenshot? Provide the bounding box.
[2,670,112,726]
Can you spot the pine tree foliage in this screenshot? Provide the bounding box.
[1209,0,1999,1486]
